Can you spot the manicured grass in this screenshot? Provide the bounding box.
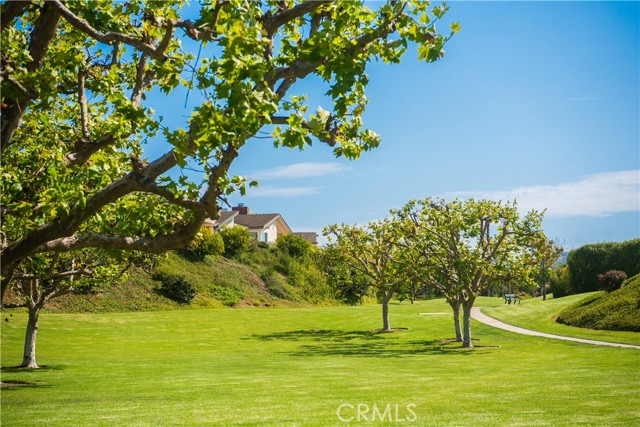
[2,298,639,426]
[482,294,640,346]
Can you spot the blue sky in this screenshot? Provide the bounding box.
[152,2,640,248]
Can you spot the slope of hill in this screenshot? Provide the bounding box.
[555,273,640,332]
[26,250,333,313]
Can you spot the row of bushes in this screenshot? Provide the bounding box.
[551,238,640,297]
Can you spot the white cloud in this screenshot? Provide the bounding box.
[252,162,347,180]
[247,186,322,198]
[448,170,639,217]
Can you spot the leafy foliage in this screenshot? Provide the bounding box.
[219,226,254,258]
[178,227,224,260]
[393,198,545,346]
[1,0,455,302]
[275,233,311,259]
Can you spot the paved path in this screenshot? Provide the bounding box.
[471,307,640,349]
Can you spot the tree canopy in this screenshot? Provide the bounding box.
[394,198,545,347]
[1,1,456,299]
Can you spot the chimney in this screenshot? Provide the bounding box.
[232,203,249,215]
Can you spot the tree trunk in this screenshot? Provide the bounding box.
[462,299,475,348]
[381,294,391,331]
[449,300,462,342]
[21,304,41,368]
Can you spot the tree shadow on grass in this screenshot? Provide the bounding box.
[247,329,388,342]
[289,339,495,358]
[0,380,53,390]
[1,365,65,373]
[246,329,497,358]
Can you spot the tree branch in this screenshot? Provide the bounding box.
[0,1,31,33]
[1,2,60,154]
[49,0,169,62]
[261,1,332,37]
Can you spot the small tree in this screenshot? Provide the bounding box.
[395,198,544,347]
[5,250,126,368]
[597,270,627,292]
[324,220,404,331]
[531,237,564,300]
[219,226,253,258]
[323,245,372,305]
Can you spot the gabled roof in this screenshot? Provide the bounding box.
[234,213,282,229]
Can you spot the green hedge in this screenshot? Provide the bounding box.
[556,274,640,332]
[565,238,640,295]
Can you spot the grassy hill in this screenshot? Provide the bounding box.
[17,249,334,313]
[555,273,640,332]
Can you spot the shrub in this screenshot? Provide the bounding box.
[154,273,197,303]
[219,226,254,258]
[275,234,311,258]
[179,227,224,260]
[597,270,627,292]
[209,285,243,306]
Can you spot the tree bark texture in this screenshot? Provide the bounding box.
[21,304,41,368]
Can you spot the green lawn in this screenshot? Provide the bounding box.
[2,298,639,426]
[482,294,640,346]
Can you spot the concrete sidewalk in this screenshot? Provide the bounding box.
[470,307,640,349]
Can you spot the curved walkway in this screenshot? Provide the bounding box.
[471,307,640,349]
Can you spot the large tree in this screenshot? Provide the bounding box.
[395,198,544,347]
[1,1,457,303]
[324,220,404,331]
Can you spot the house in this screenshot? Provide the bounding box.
[204,204,294,244]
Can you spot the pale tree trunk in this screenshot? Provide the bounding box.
[381,290,392,331]
[21,303,41,368]
[449,300,462,342]
[462,298,476,348]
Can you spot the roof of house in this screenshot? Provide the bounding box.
[293,232,318,244]
[207,210,238,228]
[233,213,282,229]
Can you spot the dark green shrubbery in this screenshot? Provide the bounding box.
[550,266,572,298]
[565,238,640,295]
[153,272,197,303]
[556,273,640,331]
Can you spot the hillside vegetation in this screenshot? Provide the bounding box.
[34,247,334,313]
[556,273,640,332]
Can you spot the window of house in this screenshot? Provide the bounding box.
[262,232,268,242]
[249,232,258,239]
